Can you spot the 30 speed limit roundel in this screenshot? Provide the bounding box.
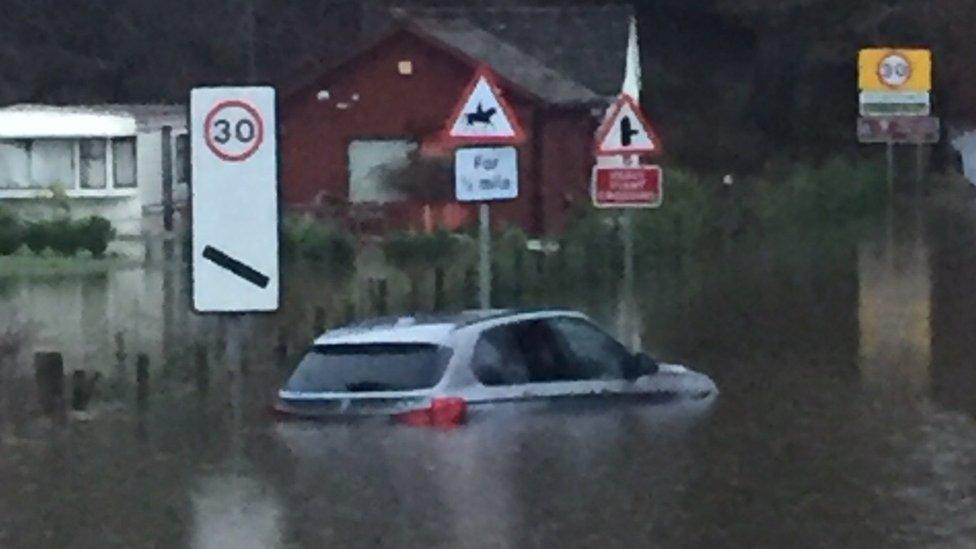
[877,52,912,88]
[203,100,265,162]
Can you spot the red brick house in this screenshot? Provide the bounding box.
[280,6,633,235]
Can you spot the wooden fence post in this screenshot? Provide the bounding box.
[34,352,64,415]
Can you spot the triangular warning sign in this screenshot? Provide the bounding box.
[446,66,525,144]
[595,94,662,156]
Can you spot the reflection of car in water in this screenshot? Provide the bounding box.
[274,310,718,425]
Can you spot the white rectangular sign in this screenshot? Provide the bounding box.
[190,86,279,312]
[859,90,931,116]
[455,146,518,202]
[860,91,930,104]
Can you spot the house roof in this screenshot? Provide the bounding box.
[0,104,138,138]
[0,103,186,136]
[285,4,633,107]
[408,17,602,105]
[386,5,634,99]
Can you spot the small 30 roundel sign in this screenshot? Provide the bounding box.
[877,52,912,89]
[203,100,265,162]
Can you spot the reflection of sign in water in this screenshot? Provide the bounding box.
[858,238,931,395]
[455,146,518,202]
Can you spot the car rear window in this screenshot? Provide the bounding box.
[283,343,451,393]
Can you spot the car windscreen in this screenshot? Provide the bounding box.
[283,343,451,393]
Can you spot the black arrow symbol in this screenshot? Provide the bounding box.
[620,116,640,147]
[202,245,270,288]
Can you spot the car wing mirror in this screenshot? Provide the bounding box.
[624,352,659,381]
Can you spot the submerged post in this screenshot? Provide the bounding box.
[161,125,174,232]
[135,354,150,406]
[194,341,210,395]
[915,142,925,195]
[34,352,64,415]
[479,203,491,309]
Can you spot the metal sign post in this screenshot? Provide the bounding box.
[479,203,491,309]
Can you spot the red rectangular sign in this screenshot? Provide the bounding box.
[857,116,940,144]
[591,165,663,208]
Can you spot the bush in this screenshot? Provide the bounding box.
[18,216,117,258]
[78,216,116,258]
[281,215,355,268]
[0,208,22,256]
[46,218,82,256]
[557,156,886,263]
[752,156,886,230]
[383,230,460,273]
[493,226,530,302]
[23,222,49,255]
[633,168,716,257]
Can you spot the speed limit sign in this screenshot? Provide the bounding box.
[204,100,264,161]
[877,52,912,88]
[190,87,279,313]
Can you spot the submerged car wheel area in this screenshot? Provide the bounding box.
[274,309,718,427]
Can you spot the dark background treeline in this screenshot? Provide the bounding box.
[1,0,972,171]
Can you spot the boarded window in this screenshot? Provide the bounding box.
[347,140,417,203]
[80,139,107,189]
[112,137,137,188]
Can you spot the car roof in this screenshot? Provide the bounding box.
[313,308,585,346]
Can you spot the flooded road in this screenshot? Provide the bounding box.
[2,192,976,547]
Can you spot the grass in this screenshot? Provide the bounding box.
[0,252,141,278]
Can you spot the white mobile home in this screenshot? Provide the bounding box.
[0,104,187,236]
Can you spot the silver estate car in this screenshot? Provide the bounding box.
[274,309,718,424]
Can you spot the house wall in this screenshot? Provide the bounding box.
[280,30,599,235]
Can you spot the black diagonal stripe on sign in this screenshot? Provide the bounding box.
[202,245,270,288]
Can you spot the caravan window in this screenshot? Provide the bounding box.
[112,137,137,188]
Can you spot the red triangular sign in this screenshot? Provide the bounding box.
[446,66,525,145]
[595,94,662,156]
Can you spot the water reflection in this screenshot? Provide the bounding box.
[190,473,284,549]
[6,196,976,546]
[858,227,932,397]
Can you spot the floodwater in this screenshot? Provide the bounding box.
[2,191,976,548]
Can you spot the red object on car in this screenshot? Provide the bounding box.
[395,397,467,428]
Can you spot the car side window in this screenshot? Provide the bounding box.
[470,325,531,386]
[543,317,630,380]
[505,319,585,383]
